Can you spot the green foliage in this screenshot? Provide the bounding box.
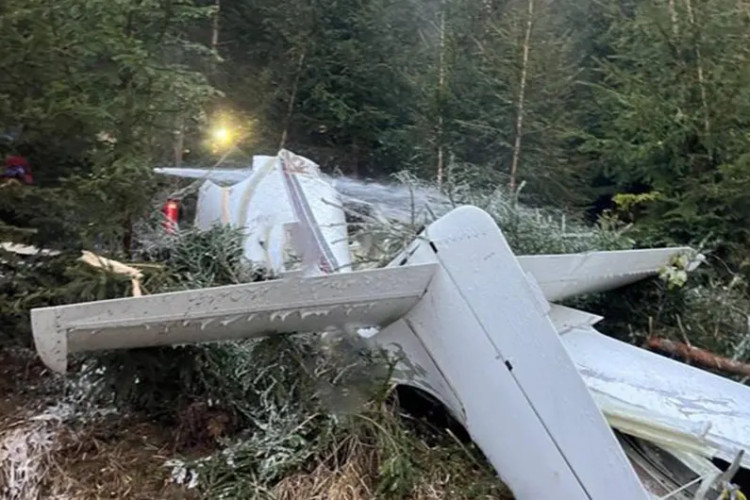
[168,393,511,499]
[0,250,132,346]
[675,274,750,364]
[0,0,216,163]
[219,0,422,173]
[156,335,509,499]
[74,224,264,416]
[436,166,635,254]
[587,263,750,374]
[580,0,750,262]
[0,0,217,253]
[47,209,513,498]
[612,191,662,213]
[5,0,750,269]
[6,0,750,494]
[140,224,265,289]
[444,0,586,203]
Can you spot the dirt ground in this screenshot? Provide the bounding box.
[0,347,203,500]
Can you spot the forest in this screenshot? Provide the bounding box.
[3,0,750,498]
[2,0,750,253]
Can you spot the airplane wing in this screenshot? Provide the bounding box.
[562,326,750,470]
[154,167,253,185]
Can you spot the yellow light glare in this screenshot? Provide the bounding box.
[212,127,231,145]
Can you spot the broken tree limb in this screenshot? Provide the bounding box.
[79,250,144,297]
[645,337,750,378]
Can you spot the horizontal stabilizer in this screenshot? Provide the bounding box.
[517,247,693,302]
[31,265,437,373]
[548,304,603,334]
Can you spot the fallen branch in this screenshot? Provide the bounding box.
[645,337,750,378]
[79,250,144,297]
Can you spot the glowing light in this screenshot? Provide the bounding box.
[212,127,232,145]
[206,114,253,154]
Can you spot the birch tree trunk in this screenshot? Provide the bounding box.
[436,8,447,186]
[668,0,679,35]
[509,0,534,193]
[684,0,710,135]
[173,115,185,167]
[212,0,220,53]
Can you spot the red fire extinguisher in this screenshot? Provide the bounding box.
[162,199,179,234]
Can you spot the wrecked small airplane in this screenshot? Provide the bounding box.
[31,149,750,499]
[155,149,351,277]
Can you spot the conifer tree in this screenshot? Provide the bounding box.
[582,0,750,259]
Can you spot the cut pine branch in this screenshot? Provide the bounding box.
[645,337,750,378]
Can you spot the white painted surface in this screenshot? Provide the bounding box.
[167,150,352,276]
[401,206,649,499]
[548,304,603,334]
[30,265,436,373]
[563,327,750,469]
[154,167,252,185]
[377,255,593,498]
[517,248,692,302]
[374,318,466,423]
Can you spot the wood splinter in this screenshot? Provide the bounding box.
[79,250,144,297]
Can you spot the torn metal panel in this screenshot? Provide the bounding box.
[617,432,723,499]
[563,327,750,470]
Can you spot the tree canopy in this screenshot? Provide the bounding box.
[3,0,750,262]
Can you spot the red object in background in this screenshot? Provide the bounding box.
[4,155,33,184]
[162,199,179,234]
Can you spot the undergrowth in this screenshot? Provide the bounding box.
[589,263,750,370]
[176,400,512,499]
[348,168,634,270]
[435,166,635,254]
